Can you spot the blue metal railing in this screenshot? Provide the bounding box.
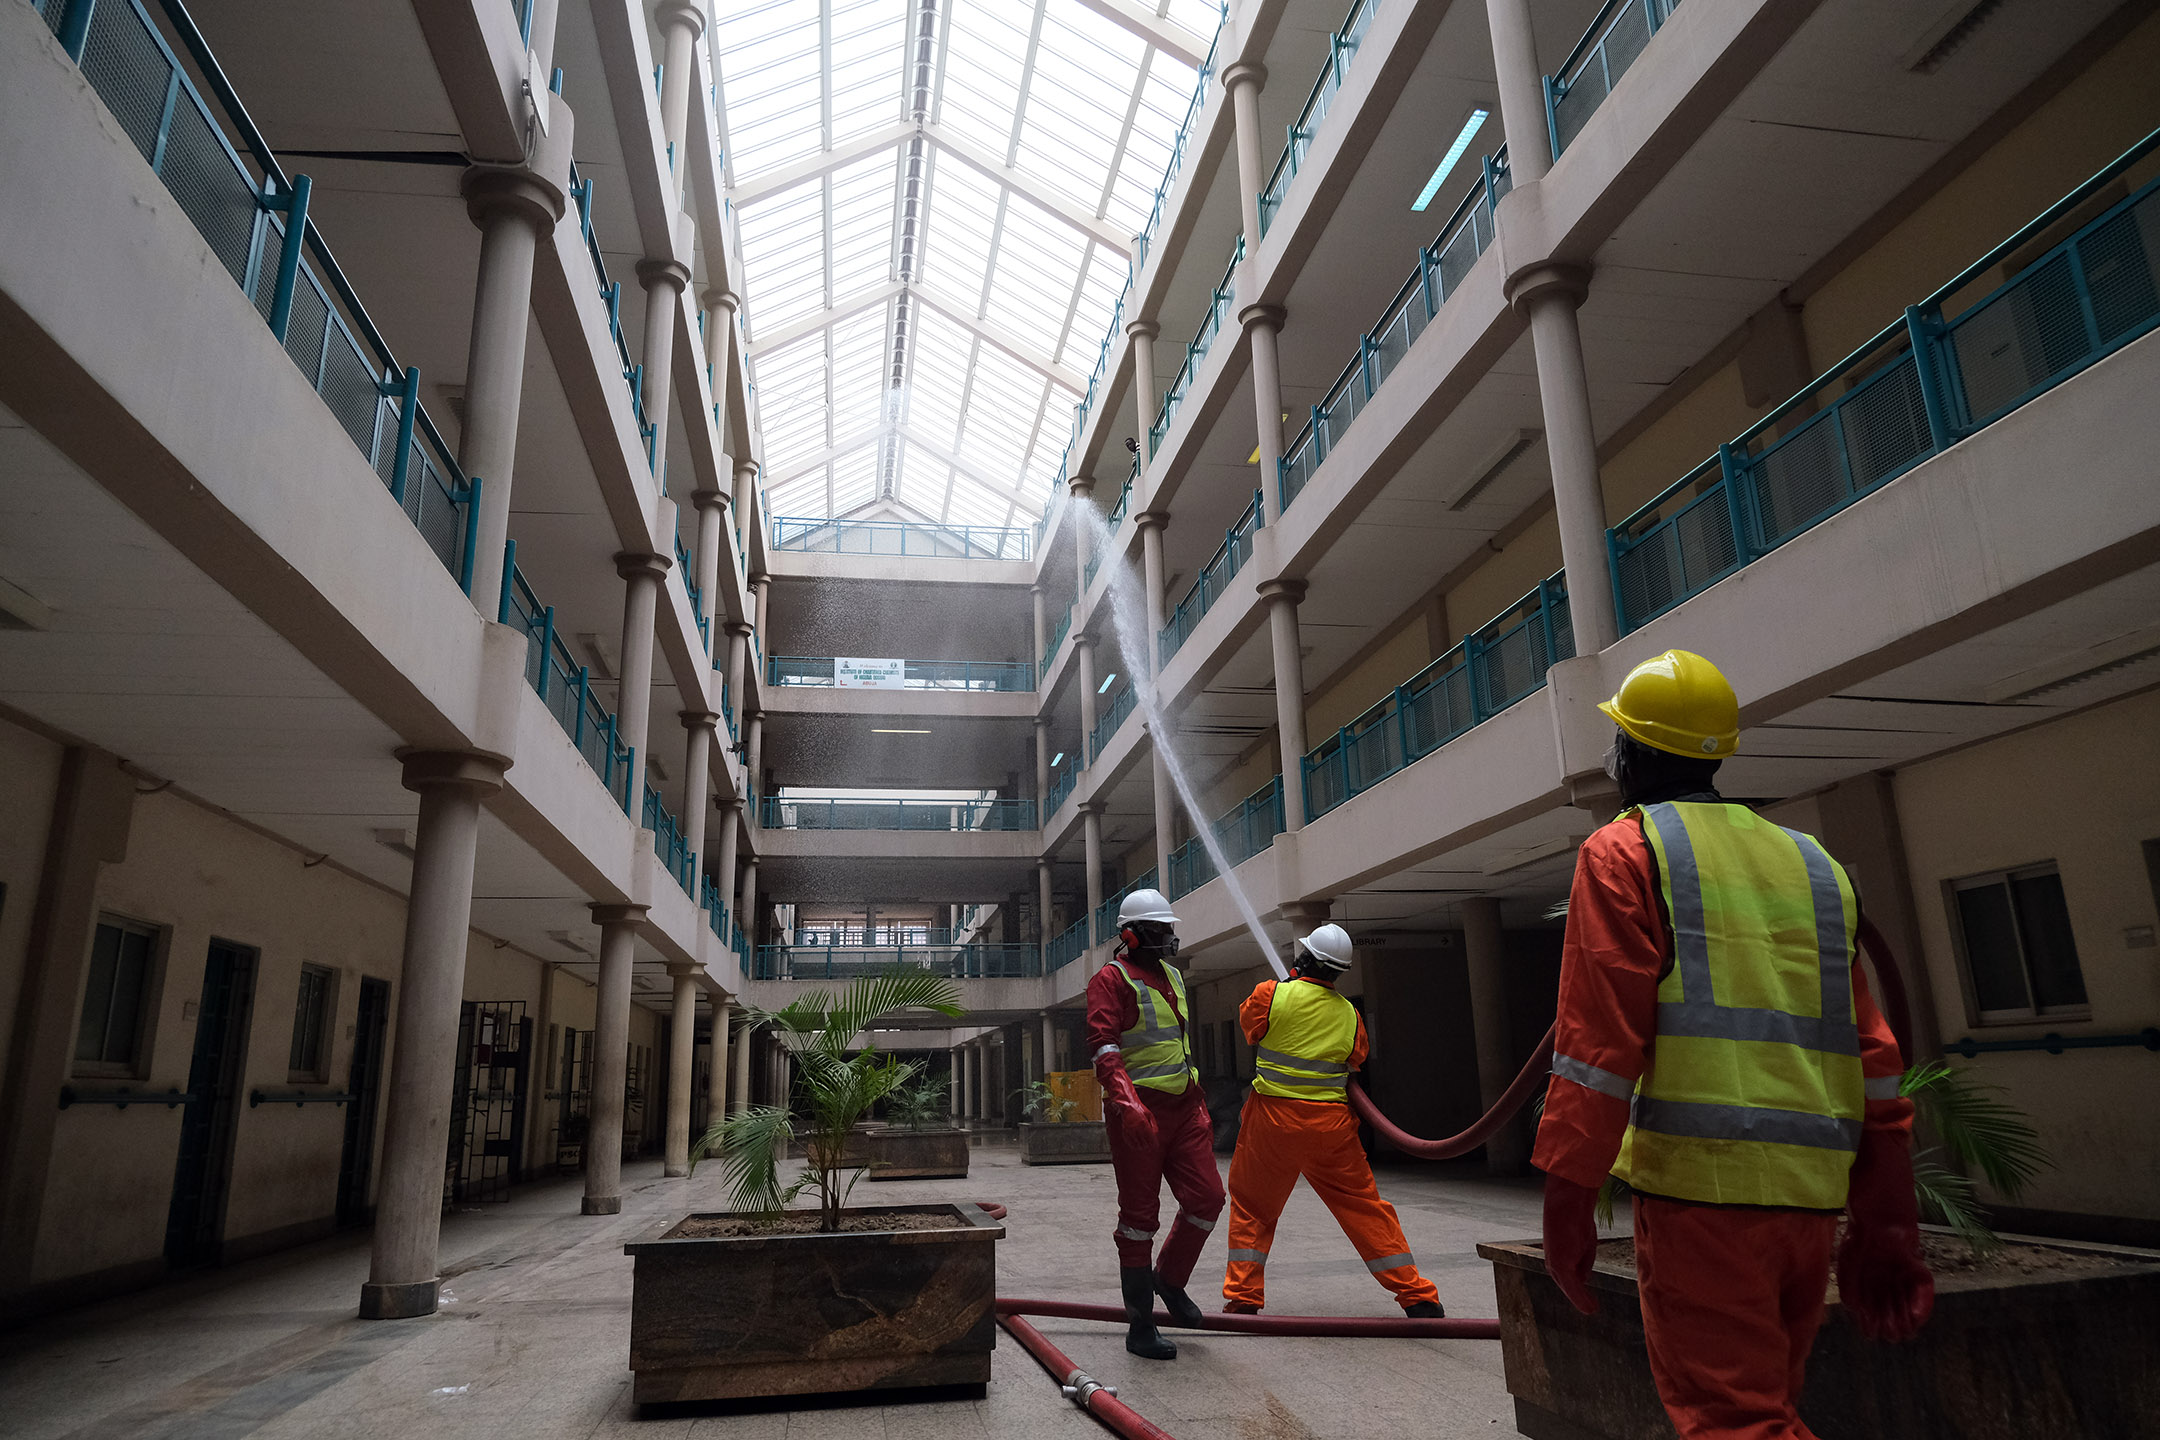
[673,523,709,650]
[1045,920,1090,974]
[758,795,1036,831]
[1611,127,2160,634]
[1084,461,1138,591]
[769,516,1032,560]
[1280,149,1511,515]
[1040,603,1074,679]
[643,785,696,894]
[765,656,1034,691]
[1094,869,1159,949]
[1045,763,1078,818]
[39,0,480,590]
[1167,776,1285,899]
[567,159,657,465]
[752,944,1043,981]
[1148,237,1245,454]
[1089,684,1136,763]
[1545,0,1680,162]
[1159,490,1263,666]
[498,542,638,813]
[702,875,734,948]
[1303,571,1572,822]
[1130,5,1229,280]
[1258,0,1380,237]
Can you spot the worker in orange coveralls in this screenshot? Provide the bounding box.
[1087,888,1224,1361]
[1535,650,1933,1440]
[1220,923,1445,1318]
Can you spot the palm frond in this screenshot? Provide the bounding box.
[819,970,964,1051]
[1913,1152,1997,1254]
[1901,1060,2051,1200]
[691,1104,803,1219]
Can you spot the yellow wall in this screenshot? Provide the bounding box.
[1893,688,2160,1220]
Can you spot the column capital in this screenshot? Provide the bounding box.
[589,902,650,928]
[1274,898,1331,931]
[703,288,742,315]
[680,708,722,733]
[615,550,673,581]
[724,619,755,638]
[1079,800,1109,817]
[1257,578,1308,605]
[1135,509,1169,534]
[691,487,731,512]
[1239,302,1287,333]
[733,459,760,484]
[1032,715,1049,731]
[656,0,707,39]
[1029,581,1045,597]
[395,748,510,795]
[748,572,771,590]
[461,163,567,231]
[1125,318,1160,341]
[1504,261,1593,312]
[1220,60,1268,92]
[1068,474,1096,498]
[665,958,701,979]
[636,257,693,295]
[1072,631,1094,650]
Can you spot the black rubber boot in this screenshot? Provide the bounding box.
[1154,1274,1206,1329]
[1121,1267,1178,1360]
[1403,1300,1446,1318]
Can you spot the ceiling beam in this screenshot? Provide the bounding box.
[908,288,1085,393]
[1071,0,1208,69]
[924,123,1132,258]
[729,122,915,206]
[747,281,905,357]
[765,424,888,491]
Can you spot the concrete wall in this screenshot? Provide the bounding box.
[0,717,63,1091]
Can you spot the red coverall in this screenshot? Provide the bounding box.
[1223,980,1440,1311]
[1086,957,1225,1285]
[1534,814,1914,1440]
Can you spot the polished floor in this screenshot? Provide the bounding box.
[0,1136,1555,1438]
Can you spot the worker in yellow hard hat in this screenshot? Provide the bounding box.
[1535,650,1932,1440]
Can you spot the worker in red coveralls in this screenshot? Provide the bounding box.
[1220,923,1445,1317]
[1087,888,1223,1360]
[1535,650,1933,1440]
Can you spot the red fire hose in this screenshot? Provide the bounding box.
[1349,1022,1556,1158]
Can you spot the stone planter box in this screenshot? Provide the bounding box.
[624,1202,1005,1407]
[866,1127,971,1179]
[1479,1231,2160,1440]
[1020,1120,1111,1165]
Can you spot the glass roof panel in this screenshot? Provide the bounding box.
[715,0,1213,523]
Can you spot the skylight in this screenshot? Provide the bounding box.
[713,0,1215,528]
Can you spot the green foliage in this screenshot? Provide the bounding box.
[885,1072,950,1132]
[1015,1079,1078,1124]
[690,970,964,1231]
[1900,1059,2051,1254]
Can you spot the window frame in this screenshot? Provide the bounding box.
[287,962,337,1083]
[1946,861,2092,1026]
[73,914,166,1079]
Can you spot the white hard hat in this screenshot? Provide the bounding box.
[1295,922,1354,972]
[1116,888,1179,926]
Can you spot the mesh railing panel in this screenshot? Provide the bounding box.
[1949,253,2085,423]
[157,95,259,284]
[82,0,169,162]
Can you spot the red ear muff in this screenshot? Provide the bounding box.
[1122,925,1139,951]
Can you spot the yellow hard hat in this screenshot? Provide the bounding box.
[1598,650,1739,759]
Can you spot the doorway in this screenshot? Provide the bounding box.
[445,1000,530,1204]
[165,940,256,1268]
[336,976,391,1227]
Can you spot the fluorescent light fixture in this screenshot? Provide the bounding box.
[1050,752,1065,766]
[1098,672,1118,693]
[871,728,931,734]
[1413,108,1488,212]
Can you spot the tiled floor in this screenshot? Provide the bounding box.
[0,1138,1552,1438]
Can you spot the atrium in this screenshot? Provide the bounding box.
[1,0,2157,1435]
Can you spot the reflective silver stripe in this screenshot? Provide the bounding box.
[1094,1043,1122,1061]
[1179,1211,1218,1232]
[1785,827,1855,1029]
[1647,803,1714,1005]
[1117,1224,1156,1241]
[1864,1073,1904,1100]
[1552,1053,1635,1101]
[1255,1072,1348,1095]
[1631,1096,1862,1152]
[1127,1058,1194,1080]
[1654,1002,1861,1056]
[1227,1248,1267,1264]
[1126,1025,1184,1046]
[1365,1252,1415,1274]
[1255,1045,1347,1075]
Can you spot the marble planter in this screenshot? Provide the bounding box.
[624,1202,1005,1407]
[1020,1120,1111,1165]
[1479,1231,2160,1440]
[865,1127,971,1179]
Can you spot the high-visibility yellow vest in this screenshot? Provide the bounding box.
[1607,802,1868,1210]
[1105,958,1199,1093]
[1252,978,1359,1102]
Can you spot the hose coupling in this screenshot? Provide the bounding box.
[1059,1372,1117,1405]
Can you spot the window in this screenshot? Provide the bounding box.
[1950,864,2089,1022]
[76,917,158,1073]
[288,964,335,1081]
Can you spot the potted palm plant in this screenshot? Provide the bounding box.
[1017,1078,1112,1165]
[622,973,1005,1407]
[866,1072,971,1180]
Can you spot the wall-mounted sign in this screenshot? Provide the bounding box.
[836,657,906,689]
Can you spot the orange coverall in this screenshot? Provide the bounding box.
[1534,813,1914,1440]
[1222,979,1440,1311]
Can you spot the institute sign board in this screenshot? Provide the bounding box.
[836,657,907,689]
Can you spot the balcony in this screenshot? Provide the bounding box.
[1158,490,1262,666]
[500,547,638,813]
[1045,763,1078,819]
[1085,463,1138,591]
[1128,4,1228,280]
[1545,0,1682,163]
[1148,237,1244,456]
[770,515,1033,561]
[1166,777,1284,899]
[766,656,1033,692]
[752,943,1043,981]
[1093,869,1159,947]
[1045,920,1090,974]
[1040,603,1074,680]
[1258,0,1382,238]
[642,785,695,894]
[1089,683,1137,763]
[757,795,1037,832]
[567,161,656,466]
[1612,127,2160,634]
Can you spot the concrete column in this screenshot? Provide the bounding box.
[1041,1012,1058,1076]
[704,290,740,441]
[1128,320,1160,469]
[458,159,568,609]
[1462,897,1529,1173]
[1260,580,1310,830]
[1507,265,1616,653]
[731,1012,752,1116]
[732,457,758,529]
[1222,61,1268,246]
[680,709,717,865]
[361,750,508,1318]
[1069,473,1096,585]
[615,551,670,782]
[635,260,689,473]
[1484,0,1552,184]
[724,621,751,713]
[1082,803,1106,949]
[1076,635,1098,752]
[745,714,764,802]
[665,963,698,1176]
[1244,306,1289,525]
[692,491,726,632]
[1037,859,1054,943]
[582,904,646,1214]
[706,1001,731,1132]
[715,799,743,925]
[739,857,760,949]
[655,1,704,192]
[750,573,770,630]
[1034,718,1052,807]
[949,1047,964,1120]
[1030,583,1047,670]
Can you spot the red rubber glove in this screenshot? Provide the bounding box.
[1095,1052,1158,1147]
[1838,1131,1934,1342]
[1541,1176,1601,1315]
